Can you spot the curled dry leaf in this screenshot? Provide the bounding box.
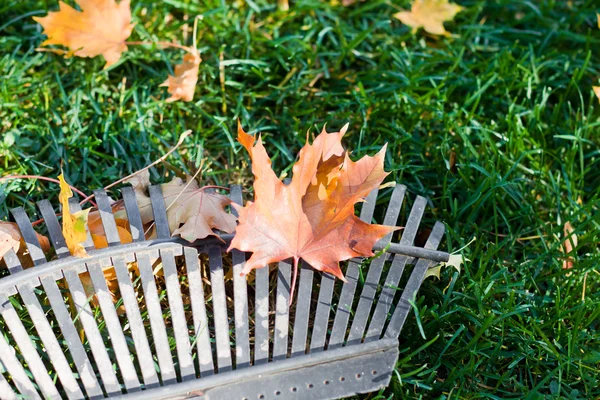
[394,0,464,36]
[58,174,90,258]
[0,221,51,261]
[229,122,397,301]
[34,0,134,68]
[160,47,201,103]
[561,221,577,270]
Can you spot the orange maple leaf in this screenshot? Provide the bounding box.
[229,122,397,300]
[34,0,134,68]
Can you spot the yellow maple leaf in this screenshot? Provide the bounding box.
[593,86,600,104]
[33,0,134,68]
[394,0,464,36]
[58,174,90,258]
[160,47,202,103]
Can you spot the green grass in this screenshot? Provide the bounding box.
[1,0,600,398]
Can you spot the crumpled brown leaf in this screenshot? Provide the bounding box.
[160,47,201,103]
[33,0,134,68]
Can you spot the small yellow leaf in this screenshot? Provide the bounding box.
[33,0,134,68]
[593,86,600,103]
[424,254,466,280]
[58,174,89,258]
[160,48,201,103]
[394,0,464,36]
[423,264,442,280]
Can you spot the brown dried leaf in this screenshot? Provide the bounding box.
[136,176,237,242]
[160,48,201,103]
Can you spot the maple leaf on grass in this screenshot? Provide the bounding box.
[229,122,398,302]
[394,0,464,36]
[161,47,202,103]
[593,86,600,104]
[34,0,134,68]
[58,174,90,257]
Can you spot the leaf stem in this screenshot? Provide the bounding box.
[199,185,230,192]
[289,257,300,306]
[0,175,96,207]
[78,129,192,207]
[125,41,192,52]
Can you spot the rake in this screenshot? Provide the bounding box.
[0,182,448,400]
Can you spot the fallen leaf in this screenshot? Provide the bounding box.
[394,0,464,36]
[160,47,201,103]
[561,221,577,269]
[593,86,600,103]
[58,174,90,257]
[0,221,50,259]
[137,176,237,242]
[125,170,151,193]
[125,170,154,224]
[86,194,132,247]
[424,253,466,280]
[33,0,134,68]
[89,215,133,248]
[0,222,22,260]
[229,122,397,301]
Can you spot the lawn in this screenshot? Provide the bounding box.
[1,0,600,398]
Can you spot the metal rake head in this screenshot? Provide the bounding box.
[0,182,448,400]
